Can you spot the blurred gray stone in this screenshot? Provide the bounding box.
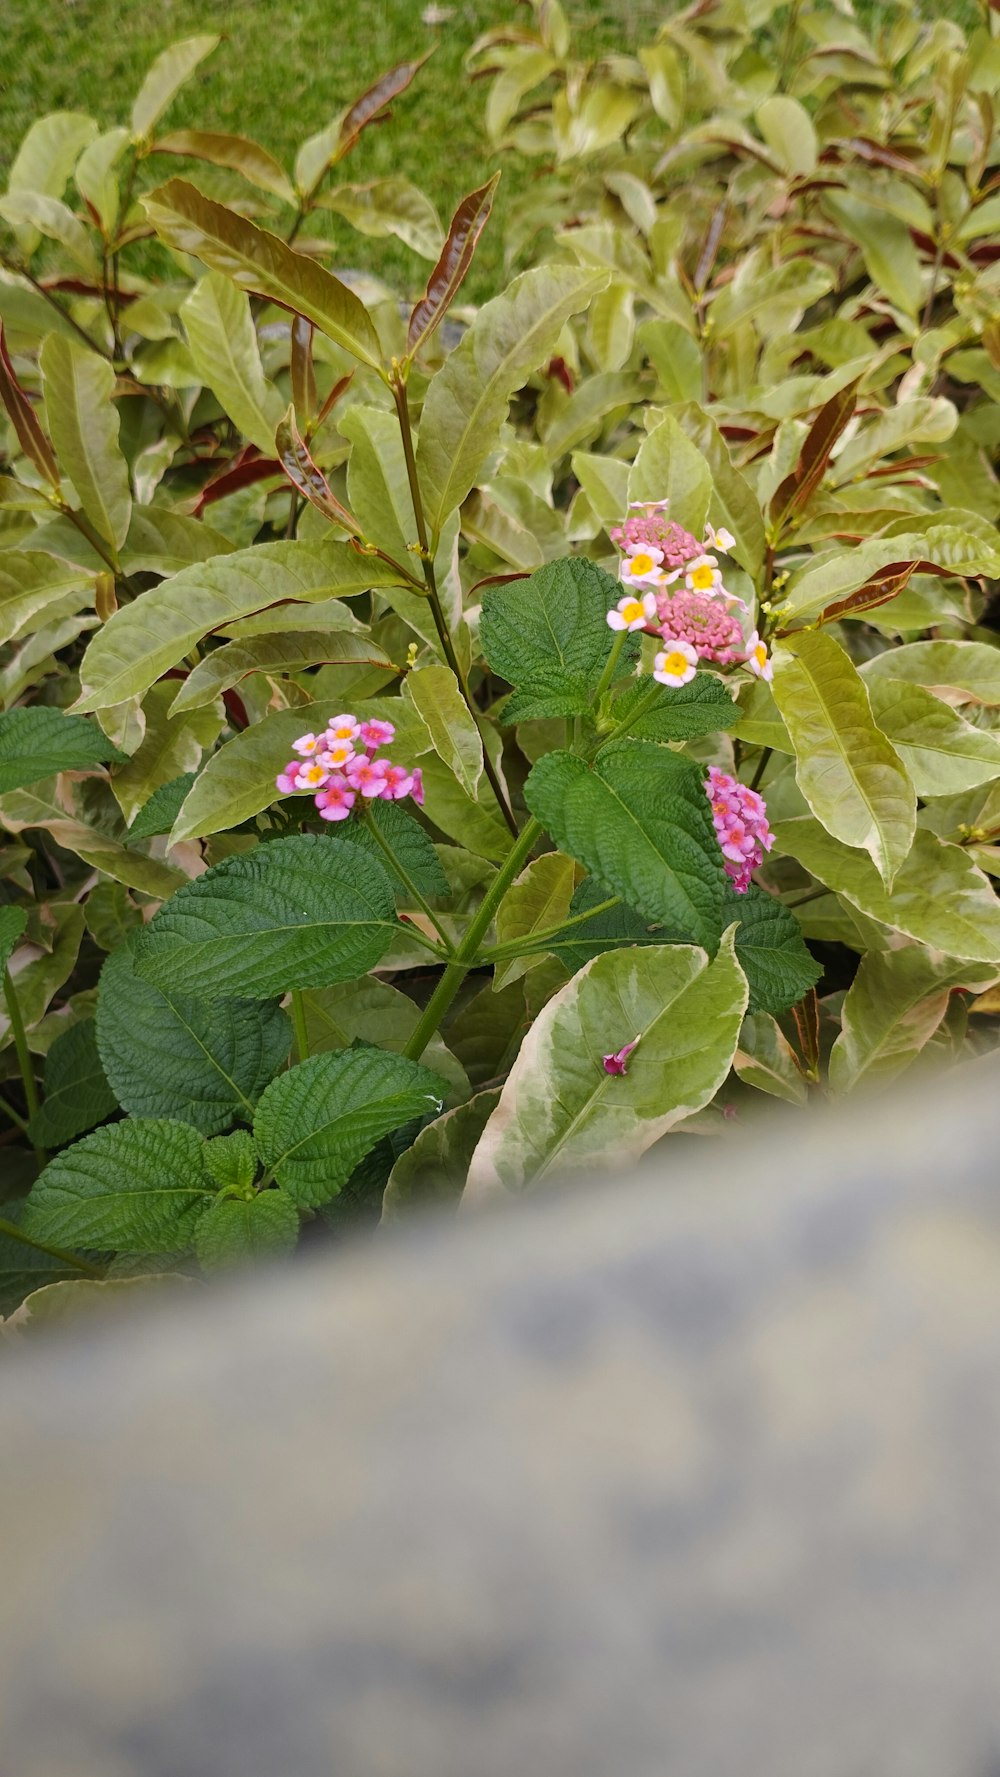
[3,1060,1000,1776]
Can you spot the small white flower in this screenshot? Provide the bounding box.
[704,524,736,553]
[607,592,657,632]
[291,732,323,757]
[620,547,664,588]
[653,641,699,687]
[685,552,746,609]
[744,630,773,682]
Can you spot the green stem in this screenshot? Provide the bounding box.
[403,817,542,1062]
[3,967,40,1133]
[749,746,773,793]
[596,677,662,751]
[389,374,519,838]
[290,989,310,1065]
[481,895,622,963]
[0,1090,30,1135]
[362,806,455,952]
[0,1213,103,1277]
[593,626,627,708]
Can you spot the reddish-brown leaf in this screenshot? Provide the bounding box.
[816,560,926,626]
[769,378,860,534]
[0,321,60,489]
[315,370,354,430]
[337,54,431,160]
[791,989,820,1079]
[406,173,501,359]
[275,405,362,536]
[192,446,282,514]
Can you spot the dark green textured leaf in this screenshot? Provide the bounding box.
[722,883,821,1015]
[337,800,451,900]
[194,1189,299,1271]
[127,772,198,843]
[0,708,125,793]
[481,557,633,723]
[606,674,740,745]
[525,741,726,950]
[0,1203,75,1318]
[558,879,670,973]
[20,1119,212,1254]
[97,942,290,1135]
[135,833,398,999]
[29,1019,118,1148]
[253,1045,447,1209]
[203,1130,258,1192]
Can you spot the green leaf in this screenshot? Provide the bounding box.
[253,1046,447,1209]
[135,833,398,999]
[144,178,382,369]
[0,192,99,276]
[194,1189,299,1271]
[823,191,922,316]
[84,880,141,951]
[709,258,832,334]
[606,674,740,744]
[339,403,416,563]
[127,772,197,843]
[829,945,998,1095]
[19,1115,212,1258]
[756,95,817,175]
[76,128,129,235]
[382,1087,502,1221]
[627,413,712,536]
[110,681,222,825]
[860,640,1000,706]
[570,451,630,525]
[402,665,483,798]
[152,130,297,206]
[481,556,628,723]
[0,780,185,900]
[180,272,283,454]
[673,405,766,577]
[525,741,726,950]
[0,906,28,976]
[324,176,444,261]
[411,748,513,863]
[734,1013,808,1105]
[298,975,467,1097]
[415,264,608,539]
[774,817,1000,964]
[21,1119,212,1254]
[337,799,451,900]
[733,679,793,753]
[722,881,821,1015]
[169,630,392,715]
[0,551,96,648]
[131,34,219,140]
[167,697,426,843]
[780,529,1000,625]
[493,852,576,990]
[40,335,131,551]
[465,930,747,1198]
[0,1203,77,1318]
[28,1019,118,1148]
[771,628,915,886]
[203,1129,258,1192]
[0,707,125,793]
[867,677,1000,796]
[96,941,290,1134]
[74,539,404,711]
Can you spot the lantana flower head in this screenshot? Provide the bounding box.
[607,591,658,632]
[743,630,773,682]
[653,640,699,687]
[655,589,744,666]
[704,767,774,895]
[610,503,702,572]
[274,710,422,819]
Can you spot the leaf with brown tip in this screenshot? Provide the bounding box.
[816,560,926,626]
[407,173,500,360]
[769,377,860,534]
[275,405,362,536]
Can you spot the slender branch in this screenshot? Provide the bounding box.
[749,746,773,793]
[0,1214,103,1277]
[592,627,627,708]
[389,375,519,837]
[3,968,44,1168]
[362,806,455,951]
[481,895,622,964]
[0,1090,30,1135]
[0,258,112,359]
[403,817,542,1062]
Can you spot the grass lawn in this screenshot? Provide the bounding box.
[0,0,979,300]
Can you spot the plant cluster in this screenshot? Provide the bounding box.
[2,2,1000,1320]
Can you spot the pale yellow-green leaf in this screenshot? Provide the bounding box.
[131,35,220,142]
[772,629,915,885]
[6,111,97,254]
[339,404,415,564]
[411,747,513,863]
[180,272,283,454]
[734,1012,808,1104]
[170,630,391,715]
[860,639,1000,706]
[40,334,131,552]
[0,553,96,647]
[493,852,576,991]
[570,451,629,526]
[402,665,483,800]
[382,1088,501,1221]
[321,178,443,260]
[75,127,129,235]
[464,929,747,1199]
[0,192,98,275]
[756,96,817,175]
[0,780,187,899]
[733,679,793,753]
[823,191,922,316]
[832,397,957,484]
[586,281,635,372]
[110,682,223,824]
[300,977,468,1100]
[773,816,1000,964]
[867,676,1000,795]
[829,943,998,1095]
[628,412,712,536]
[780,529,1000,624]
[415,264,608,540]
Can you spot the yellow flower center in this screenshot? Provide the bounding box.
[627,553,656,577]
[302,765,326,785]
[621,598,646,623]
[331,723,355,739]
[662,650,691,676]
[753,642,768,667]
[690,564,715,591]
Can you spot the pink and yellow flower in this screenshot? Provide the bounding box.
[347,755,391,798]
[619,547,665,590]
[358,717,396,750]
[743,630,773,682]
[291,731,324,757]
[704,767,773,895]
[326,713,362,744]
[653,640,699,687]
[315,775,356,821]
[607,591,658,632]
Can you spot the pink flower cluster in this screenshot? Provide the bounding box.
[275,713,423,823]
[609,505,702,571]
[656,588,744,666]
[705,768,773,895]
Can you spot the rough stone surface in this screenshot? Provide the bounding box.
[2,1061,1000,1775]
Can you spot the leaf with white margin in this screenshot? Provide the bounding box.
[829,945,999,1095]
[464,928,747,1199]
[866,676,1000,796]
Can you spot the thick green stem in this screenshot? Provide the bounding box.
[362,806,454,952]
[481,894,622,964]
[389,375,519,838]
[403,817,542,1062]
[290,989,310,1065]
[0,1214,103,1278]
[3,967,40,1132]
[749,746,773,793]
[593,626,627,708]
[596,677,662,751]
